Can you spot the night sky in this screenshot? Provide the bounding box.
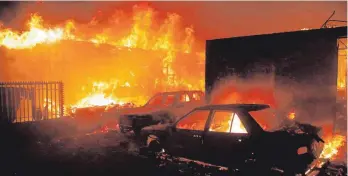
[0,1,346,40]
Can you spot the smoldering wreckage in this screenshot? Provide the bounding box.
[0,3,347,176]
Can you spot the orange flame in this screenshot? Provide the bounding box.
[43,98,61,118]
[319,134,346,160]
[73,82,126,108]
[0,6,203,107]
[119,5,154,49]
[0,14,66,49]
[0,8,197,56]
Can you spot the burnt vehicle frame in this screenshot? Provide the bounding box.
[140,104,324,175]
[118,90,205,135]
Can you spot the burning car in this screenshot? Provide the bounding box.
[111,90,206,135]
[140,104,324,175]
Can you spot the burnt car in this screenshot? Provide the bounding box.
[118,90,205,135]
[140,104,324,175]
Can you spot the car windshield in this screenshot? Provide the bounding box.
[248,108,282,132]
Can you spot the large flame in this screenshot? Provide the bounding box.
[73,82,126,108]
[0,4,204,108]
[0,13,66,49]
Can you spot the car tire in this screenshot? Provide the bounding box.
[149,140,162,153]
[146,135,164,153]
[145,135,163,160]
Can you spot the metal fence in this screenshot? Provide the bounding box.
[0,81,64,123]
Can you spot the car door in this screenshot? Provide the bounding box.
[167,109,212,160]
[202,110,251,166]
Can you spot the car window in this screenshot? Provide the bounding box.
[147,95,163,106]
[164,94,176,106]
[209,111,233,133]
[209,111,248,134]
[176,110,210,131]
[231,113,247,133]
[179,93,190,103]
[192,92,203,101]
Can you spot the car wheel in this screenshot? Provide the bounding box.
[146,135,164,154]
[149,140,162,154]
[144,135,164,160]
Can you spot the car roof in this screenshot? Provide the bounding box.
[194,104,270,112]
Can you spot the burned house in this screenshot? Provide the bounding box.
[205,26,347,127]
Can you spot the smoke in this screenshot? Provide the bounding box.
[209,73,347,162]
[209,73,340,129]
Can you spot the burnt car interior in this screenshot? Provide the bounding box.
[176,109,248,134]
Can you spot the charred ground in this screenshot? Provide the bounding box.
[0,121,229,176]
[0,120,346,176]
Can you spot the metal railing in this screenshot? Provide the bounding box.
[0,81,64,123]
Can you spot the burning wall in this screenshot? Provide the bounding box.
[0,3,205,109]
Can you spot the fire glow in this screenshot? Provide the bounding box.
[288,110,296,120]
[0,4,205,108]
[319,134,346,160]
[73,82,125,108]
[0,14,65,49]
[0,5,346,162]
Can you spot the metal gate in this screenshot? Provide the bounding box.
[0,81,64,123]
